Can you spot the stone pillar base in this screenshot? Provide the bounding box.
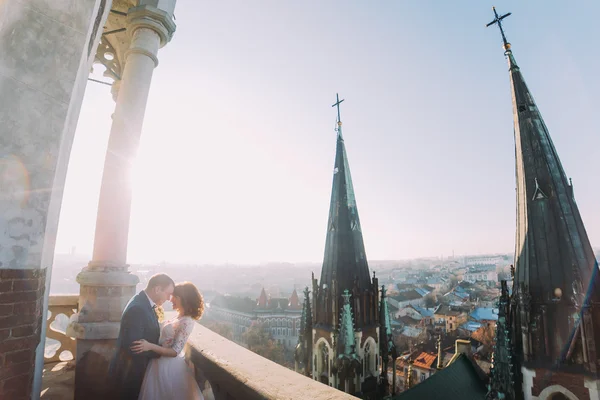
[74,265,138,399]
[74,339,116,400]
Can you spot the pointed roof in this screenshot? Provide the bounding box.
[257,288,267,308]
[320,102,371,294]
[493,9,600,367]
[289,288,301,309]
[379,286,396,359]
[294,287,313,372]
[506,36,599,301]
[338,290,357,357]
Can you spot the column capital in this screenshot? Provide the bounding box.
[127,5,176,47]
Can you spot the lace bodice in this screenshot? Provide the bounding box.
[158,316,195,355]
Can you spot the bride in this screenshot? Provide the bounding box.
[131,281,205,400]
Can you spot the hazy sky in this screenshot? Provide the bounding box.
[55,1,600,264]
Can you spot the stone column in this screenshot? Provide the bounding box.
[73,4,176,399]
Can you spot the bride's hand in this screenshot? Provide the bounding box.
[131,339,151,353]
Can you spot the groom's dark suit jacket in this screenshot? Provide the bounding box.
[109,291,161,400]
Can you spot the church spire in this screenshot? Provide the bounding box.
[379,286,397,395]
[489,7,600,373]
[379,286,395,360]
[294,287,313,376]
[320,94,371,303]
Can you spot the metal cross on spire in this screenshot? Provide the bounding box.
[332,93,344,125]
[486,6,512,49]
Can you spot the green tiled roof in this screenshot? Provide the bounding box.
[392,354,487,400]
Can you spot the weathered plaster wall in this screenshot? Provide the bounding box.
[0,0,111,398]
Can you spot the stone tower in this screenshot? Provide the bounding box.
[306,95,381,396]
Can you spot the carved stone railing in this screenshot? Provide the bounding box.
[185,324,358,400]
[45,294,78,364]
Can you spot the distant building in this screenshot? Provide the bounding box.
[462,266,498,284]
[389,290,425,309]
[468,307,498,329]
[434,305,468,333]
[424,278,445,291]
[397,305,435,327]
[207,287,302,349]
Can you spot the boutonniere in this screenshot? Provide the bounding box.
[155,306,165,323]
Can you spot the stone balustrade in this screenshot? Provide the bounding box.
[45,295,78,364]
[185,323,359,400]
[42,297,359,399]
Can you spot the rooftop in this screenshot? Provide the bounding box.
[412,352,437,370]
[469,308,498,322]
[392,290,423,302]
[392,354,487,400]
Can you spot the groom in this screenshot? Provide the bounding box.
[109,273,175,399]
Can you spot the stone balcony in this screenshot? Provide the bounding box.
[41,295,358,400]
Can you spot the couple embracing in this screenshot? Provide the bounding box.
[109,274,205,400]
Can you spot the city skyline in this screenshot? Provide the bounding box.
[55,2,600,264]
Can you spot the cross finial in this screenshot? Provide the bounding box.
[486,6,512,50]
[332,93,344,126]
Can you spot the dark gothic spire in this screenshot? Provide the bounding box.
[320,94,371,294]
[379,286,396,360]
[379,286,397,395]
[302,287,313,339]
[489,7,600,372]
[295,287,313,376]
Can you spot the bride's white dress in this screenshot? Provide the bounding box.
[138,316,203,400]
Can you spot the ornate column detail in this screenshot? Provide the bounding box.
[73,3,176,399]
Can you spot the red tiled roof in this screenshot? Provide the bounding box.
[413,352,437,369]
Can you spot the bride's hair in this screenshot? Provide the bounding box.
[173,282,205,320]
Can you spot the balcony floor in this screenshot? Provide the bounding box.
[41,361,74,400]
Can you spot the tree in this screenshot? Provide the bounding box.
[473,324,496,357]
[423,293,437,308]
[201,320,233,340]
[449,275,459,288]
[242,322,286,365]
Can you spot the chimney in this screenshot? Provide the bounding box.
[454,339,471,357]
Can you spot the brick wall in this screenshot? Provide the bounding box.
[0,268,47,400]
[531,368,590,400]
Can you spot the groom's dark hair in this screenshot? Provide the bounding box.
[146,273,175,290]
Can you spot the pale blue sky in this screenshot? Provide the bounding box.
[56,1,600,264]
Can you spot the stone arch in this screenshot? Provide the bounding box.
[538,385,580,400]
[315,337,332,382]
[362,336,377,377]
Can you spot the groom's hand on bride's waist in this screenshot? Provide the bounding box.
[131,339,151,354]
